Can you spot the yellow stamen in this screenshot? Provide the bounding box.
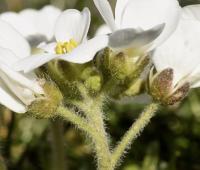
[55,42,64,54]
[55,39,78,54]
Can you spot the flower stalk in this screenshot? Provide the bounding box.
[57,81,160,170]
[111,103,159,168]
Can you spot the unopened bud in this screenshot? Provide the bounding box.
[149,68,190,105]
[110,52,133,80]
[110,52,150,82]
[80,67,99,81]
[28,82,63,118]
[84,75,102,93]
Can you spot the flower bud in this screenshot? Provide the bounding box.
[84,75,102,93]
[109,52,134,81]
[148,68,190,105]
[80,67,99,81]
[95,48,150,81]
[28,82,63,118]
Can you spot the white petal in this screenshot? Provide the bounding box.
[55,8,90,43]
[109,24,164,51]
[0,63,43,95]
[0,47,42,93]
[120,0,181,48]
[0,69,35,106]
[0,83,26,113]
[0,11,37,37]
[153,19,200,86]
[14,53,57,73]
[0,47,20,66]
[115,0,131,28]
[36,5,61,40]
[38,42,57,54]
[95,24,112,36]
[0,19,31,58]
[182,4,200,21]
[1,6,61,42]
[59,35,109,63]
[93,0,116,31]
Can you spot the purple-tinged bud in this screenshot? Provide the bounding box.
[149,68,190,105]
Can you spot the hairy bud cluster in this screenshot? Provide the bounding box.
[28,82,63,118]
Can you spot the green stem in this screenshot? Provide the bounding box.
[57,106,93,135]
[50,120,66,170]
[90,110,112,170]
[60,94,113,170]
[78,95,112,170]
[111,103,159,168]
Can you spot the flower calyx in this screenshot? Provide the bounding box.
[148,68,190,105]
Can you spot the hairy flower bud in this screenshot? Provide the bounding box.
[110,52,134,81]
[109,52,150,82]
[149,68,190,105]
[28,82,63,118]
[84,75,102,93]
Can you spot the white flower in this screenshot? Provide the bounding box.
[14,8,109,73]
[0,20,44,113]
[153,14,200,90]
[0,5,61,45]
[94,0,181,54]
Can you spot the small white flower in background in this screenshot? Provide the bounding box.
[152,14,200,91]
[0,20,44,113]
[14,8,109,73]
[0,5,61,46]
[94,0,181,55]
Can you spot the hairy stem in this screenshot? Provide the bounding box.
[57,106,94,135]
[111,103,159,168]
[50,120,66,170]
[90,110,112,170]
[67,90,113,170]
[78,95,113,170]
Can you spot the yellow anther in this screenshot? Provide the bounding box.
[69,39,78,47]
[55,42,64,54]
[55,39,78,54]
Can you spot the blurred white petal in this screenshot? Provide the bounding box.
[1,5,61,41]
[0,67,35,106]
[115,0,131,28]
[95,24,111,36]
[109,24,164,51]
[14,54,57,73]
[0,47,20,66]
[120,0,181,48]
[36,5,61,40]
[0,19,31,58]
[93,0,116,31]
[153,19,200,87]
[0,81,26,113]
[0,63,43,95]
[0,11,37,37]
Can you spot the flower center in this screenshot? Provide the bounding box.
[55,39,78,54]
